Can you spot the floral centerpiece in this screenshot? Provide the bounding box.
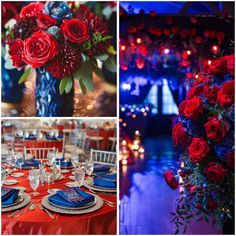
[4,1,116,116]
[164,54,234,234]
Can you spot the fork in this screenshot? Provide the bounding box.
[39,204,55,219]
[88,189,115,206]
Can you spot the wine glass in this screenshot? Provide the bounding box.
[29,170,40,196]
[16,153,24,171]
[71,154,79,170]
[47,150,56,166]
[85,159,94,176]
[44,170,54,194]
[74,167,85,187]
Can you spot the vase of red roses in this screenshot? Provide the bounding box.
[164,54,234,234]
[5,1,116,117]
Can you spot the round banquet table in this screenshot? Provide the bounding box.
[2,167,117,235]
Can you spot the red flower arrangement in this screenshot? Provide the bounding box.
[165,54,235,233]
[5,1,116,94]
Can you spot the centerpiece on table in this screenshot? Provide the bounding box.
[5,1,116,117]
[164,54,234,234]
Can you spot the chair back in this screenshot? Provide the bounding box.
[24,146,57,160]
[90,149,116,167]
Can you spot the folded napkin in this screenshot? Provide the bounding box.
[21,159,40,168]
[25,135,37,140]
[46,134,57,141]
[48,187,94,208]
[2,187,20,206]
[93,174,117,188]
[56,158,72,167]
[94,164,110,173]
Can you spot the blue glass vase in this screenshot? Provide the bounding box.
[2,58,24,103]
[36,67,74,117]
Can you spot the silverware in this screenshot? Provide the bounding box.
[88,189,115,206]
[39,204,55,219]
[7,202,33,218]
[13,203,36,218]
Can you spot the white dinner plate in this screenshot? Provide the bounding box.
[3,179,18,185]
[61,169,70,174]
[65,182,77,188]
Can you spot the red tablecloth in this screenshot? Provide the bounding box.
[86,129,115,150]
[24,140,63,152]
[2,168,116,235]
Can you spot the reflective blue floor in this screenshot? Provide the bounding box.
[120,136,222,234]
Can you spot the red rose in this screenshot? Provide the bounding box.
[22,31,58,68]
[60,19,89,44]
[205,162,227,182]
[8,39,26,68]
[172,122,188,147]
[218,80,234,108]
[19,2,44,18]
[208,54,235,76]
[164,170,179,190]
[37,13,57,30]
[226,152,234,169]
[188,138,210,163]
[178,100,187,116]
[184,97,203,121]
[204,118,228,142]
[204,85,219,105]
[186,84,204,99]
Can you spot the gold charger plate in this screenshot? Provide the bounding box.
[84,179,117,193]
[2,193,31,212]
[41,194,103,215]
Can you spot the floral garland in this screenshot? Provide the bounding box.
[5,2,116,94]
[164,54,234,233]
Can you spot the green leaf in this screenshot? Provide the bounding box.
[59,77,68,94]
[94,54,109,61]
[18,67,32,84]
[92,64,105,80]
[75,62,94,92]
[102,35,113,41]
[65,77,73,94]
[79,79,86,95]
[104,56,116,73]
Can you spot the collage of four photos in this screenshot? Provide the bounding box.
[1,1,235,235]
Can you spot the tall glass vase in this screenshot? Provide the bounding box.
[35,67,74,117]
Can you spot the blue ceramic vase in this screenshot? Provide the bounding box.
[35,67,74,117]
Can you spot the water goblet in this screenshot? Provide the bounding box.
[85,159,94,176]
[71,154,79,170]
[1,167,6,185]
[74,167,85,187]
[16,154,24,171]
[44,170,54,194]
[29,169,40,196]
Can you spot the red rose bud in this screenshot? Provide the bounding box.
[188,138,210,163]
[186,84,204,99]
[22,31,58,68]
[204,118,228,142]
[164,170,179,190]
[205,162,227,182]
[37,13,57,30]
[217,80,235,108]
[183,97,203,121]
[60,19,89,44]
[172,122,188,147]
[20,2,44,18]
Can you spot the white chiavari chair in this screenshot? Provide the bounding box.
[90,149,116,167]
[24,147,58,160]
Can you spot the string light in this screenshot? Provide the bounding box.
[121,45,126,51]
[164,48,170,54]
[186,50,192,55]
[136,38,142,44]
[207,60,212,66]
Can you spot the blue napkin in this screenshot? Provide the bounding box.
[25,134,37,140]
[96,173,117,180]
[56,158,72,167]
[93,174,117,188]
[48,187,94,208]
[94,164,110,173]
[21,159,40,168]
[46,134,57,141]
[2,187,20,206]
